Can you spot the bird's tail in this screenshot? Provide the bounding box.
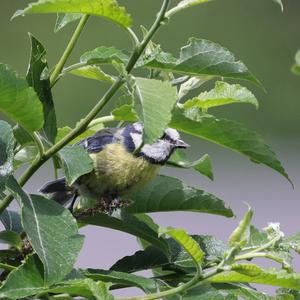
[39,178,75,205]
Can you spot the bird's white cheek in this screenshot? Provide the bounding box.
[130,132,143,149]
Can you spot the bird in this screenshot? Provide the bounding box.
[39,122,189,212]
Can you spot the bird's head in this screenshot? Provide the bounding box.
[139,127,189,165]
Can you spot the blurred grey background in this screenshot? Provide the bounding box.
[0,0,300,295]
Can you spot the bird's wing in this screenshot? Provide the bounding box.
[76,128,119,153]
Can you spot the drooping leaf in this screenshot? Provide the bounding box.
[111,234,227,273]
[59,145,94,185]
[68,65,114,83]
[209,264,300,291]
[0,64,44,132]
[14,145,38,169]
[26,34,57,143]
[183,81,259,111]
[83,269,158,293]
[0,230,22,249]
[112,104,138,122]
[139,38,260,85]
[55,13,82,32]
[168,151,214,180]
[110,245,168,273]
[0,121,15,179]
[6,176,84,285]
[79,46,129,72]
[159,227,205,265]
[125,175,233,217]
[78,210,170,257]
[0,254,45,299]
[135,78,178,143]
[170,108,291,184]
[166,0,212,17]
[0,209,23,233]
[49,279,113,300]
[177,76,212,100]
[13,0,132,28]
[228,205,253,247]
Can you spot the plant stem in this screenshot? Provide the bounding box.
[31,132,45,158]
[50,14,90,87]
[235,252,284,265]
[0,0,170,215]
[0,262,16,271]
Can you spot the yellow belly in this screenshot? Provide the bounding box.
[81,143,160,198]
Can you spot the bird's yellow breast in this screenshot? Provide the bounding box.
[85,143,159,197]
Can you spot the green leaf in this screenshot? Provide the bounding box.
[159,227,205,264]
[13,124,34,146]
[6,176,84,285]
[55,13,82,32]
[282,232,300,254]
[80,46,128,64]
[0,230,22,249]
[26,34,57,143]
[110,245,168,273]
[183,81,259,111]
[78,210,170,257]
[59,145,94,185]
[83,269,158,293]
[228,205,253,247]
[0,209,23,233]
[112,104,138,122]
[209,264,300,291]
[13,0,132,28]
[181,283,277,300]
[168,151,214,180]
[0,121,15,179]
[170,108,291,184]
[111,234,227,273]
[140,38,260,85]
[49,279,113,300]
[68,65,114,83]
[80,46,128,65]
[247,225,269,249]
[125,175,233,217]
[0,254,45,299]
[14,145,38,169]
[0,64,44,132]
[135,78,178,143]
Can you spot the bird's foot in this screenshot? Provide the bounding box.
[100,197,133,215]
[73,197,133,218]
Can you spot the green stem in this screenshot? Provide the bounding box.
[0,262,16,271]
[0,0,170,215]
[87,115,116,130]
[235,251,284,264]
[242,235,281,256]
[50,14,90,87]
[31,132,45,158]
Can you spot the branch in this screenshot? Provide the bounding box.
[0,0,171,215]
[50,14,90,87]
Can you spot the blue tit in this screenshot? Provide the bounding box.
[39,122,189,211]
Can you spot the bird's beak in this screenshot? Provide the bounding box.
[176,139,190,148]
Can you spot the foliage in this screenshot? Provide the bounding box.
[0,0,297,299]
